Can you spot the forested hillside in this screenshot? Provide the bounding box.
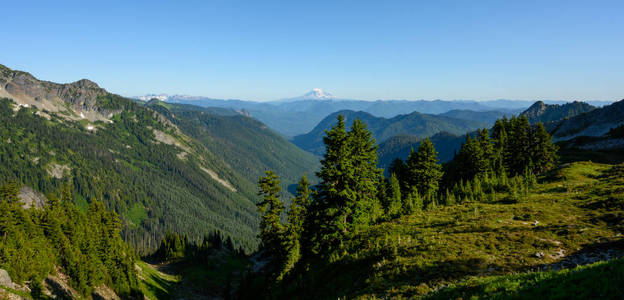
[0,97,261,254]
[0,182,143,299]
[145,100,319,192]
[293,110,485,155]
[0,64,273,254]
[377,132,464,172]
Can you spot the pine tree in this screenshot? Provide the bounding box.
[405,138,443,198]
[309,116,382,258]
[257,170,286,279]
[507,116,532,175]
[476,128,494,174]
[281,175,311,279]
[387,173,402,217]
[309,114,351,256]
[346,118,383,226]
[530,122,558,174]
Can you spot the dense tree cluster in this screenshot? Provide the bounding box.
[151,230,242,264]
[0,98,259,254]
[0,182,142,298]
[254,114,559,289]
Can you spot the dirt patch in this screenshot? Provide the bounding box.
[47,163,70,179]
[200,167,237,192]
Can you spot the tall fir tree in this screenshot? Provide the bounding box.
[309,114,351,257]
[346,118,383,227]
[308,115,382,258]
[405,138,443,198]
[386,173,402,217]
[530,122,558,174]
[257,170,286,280]
[281,175,311,279]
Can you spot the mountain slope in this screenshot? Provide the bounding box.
[521,100,595,125]
[377,132,465,171]
[549,99,624,140]
[145,100,319,192]
[0,64,261,253]
[292,110,484,155]
[439,109,509,125]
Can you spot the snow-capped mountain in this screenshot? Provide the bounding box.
[300,88,334,100]
[275,88,335,102]
[135,94,169,101]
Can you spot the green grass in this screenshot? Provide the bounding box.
[277,162,624,299]
[136,261,180,300]
[427,258,624,299]
[127,203,148,226]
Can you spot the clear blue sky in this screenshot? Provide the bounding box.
[1,0,622,101]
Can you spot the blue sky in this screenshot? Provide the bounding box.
[1,0,622,101]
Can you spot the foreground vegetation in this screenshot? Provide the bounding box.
[428,258,624,299]
[257,161,623,298]
[244,111,622,299]
[0,182,142,298]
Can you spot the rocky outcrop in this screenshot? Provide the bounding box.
[92,285,120,300]
[18,186,47,209]
[521,100,595,125]
[44,273,80,299]
[0,268,14,289]
[0,64,122,121]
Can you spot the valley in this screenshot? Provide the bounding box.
[0,63,622,300]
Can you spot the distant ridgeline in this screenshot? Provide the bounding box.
[375,99,622,171]
[292,109,490,156]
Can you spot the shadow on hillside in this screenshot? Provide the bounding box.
[427,256,624,300]
[536,239,624,272]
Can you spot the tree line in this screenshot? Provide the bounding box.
[252,114,558,293]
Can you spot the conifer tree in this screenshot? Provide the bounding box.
[346,118,383,226]
[530,122,558,174]
[281,175,311,278]
[405,138,443,198]
[386,173,402,217]
[257,170,286,278]
[309,115,350,256]
[306,115,383,258]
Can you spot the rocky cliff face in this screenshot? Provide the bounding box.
[0,64,121,121]
[521,100,595,125]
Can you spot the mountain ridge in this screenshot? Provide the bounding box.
[292,109,486,155]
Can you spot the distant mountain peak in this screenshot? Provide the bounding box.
[302,88,334,100]
[136,94,169,101]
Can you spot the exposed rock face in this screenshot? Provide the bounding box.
[18,186,47,209]
[0,64,121,121]
[0,268,14,288]
[92,285,121,300]
[44,274,80,299]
